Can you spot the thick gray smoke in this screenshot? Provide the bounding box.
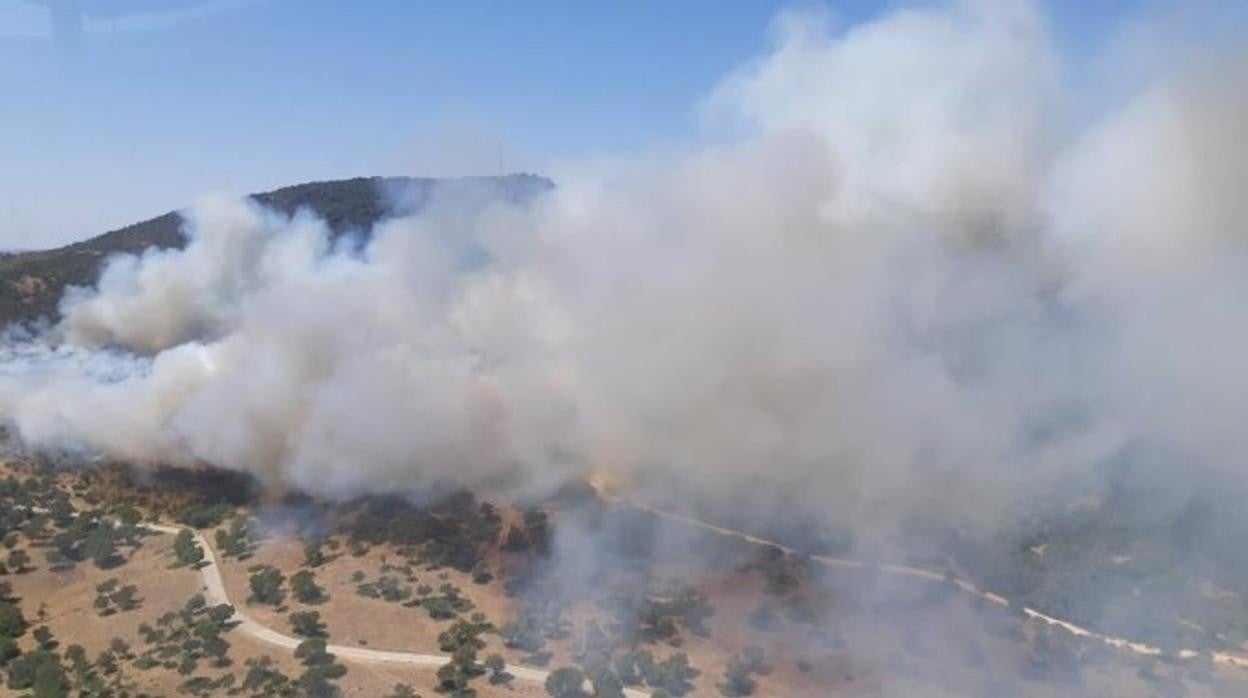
[2,1,1247,539]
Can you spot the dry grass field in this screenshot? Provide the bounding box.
[1,456,1246,697]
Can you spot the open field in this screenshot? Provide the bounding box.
[0,454,1246,697]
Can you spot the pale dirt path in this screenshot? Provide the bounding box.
[617,498,1248,671]
[146,523,645,696]
[47,489,1248,690]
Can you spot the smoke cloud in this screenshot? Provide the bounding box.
[2,0,1248,545]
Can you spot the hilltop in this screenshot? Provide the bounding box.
[0,174,553,330]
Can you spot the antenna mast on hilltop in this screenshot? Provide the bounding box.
[497,142,505,175]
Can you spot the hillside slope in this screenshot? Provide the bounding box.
[0,174,552,329]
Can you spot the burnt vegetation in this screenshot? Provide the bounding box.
[340,491,505,574]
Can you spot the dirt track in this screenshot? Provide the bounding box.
[148,523,647,696]
[46,497,1248,692]
[621,498,1248,670]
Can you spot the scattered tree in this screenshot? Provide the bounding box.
[215,517,254,559]
[173,529,204,568]
[7,550,29,574]
[303,539,328,568]
[291,570,328,605]
[545,666,586,698]
[5,649,67,695]
[176,502,233,529]
[290,611,328,638]
[0,601,26,639]
[248,565,286,606]
[484,654,512,685]
[82,526,122,569]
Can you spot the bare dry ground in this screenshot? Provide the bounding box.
[215,534,521,658]
[4,453,1248,698]
[12,540,540,696]
[217,517,1248,697]
[8,529,202,695]
[0,495,544,695]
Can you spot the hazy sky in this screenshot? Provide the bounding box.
[0,0,1170,249]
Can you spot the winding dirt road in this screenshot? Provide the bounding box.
[621,499,1248,671]
[35,494,1248,692]
[143,523,648,697]
[153,495,1248,686]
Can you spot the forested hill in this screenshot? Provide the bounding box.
[0,174,552,329]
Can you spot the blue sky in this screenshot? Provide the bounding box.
[0,1,1167,248]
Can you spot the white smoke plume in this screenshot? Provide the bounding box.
[2,0,1247,540]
